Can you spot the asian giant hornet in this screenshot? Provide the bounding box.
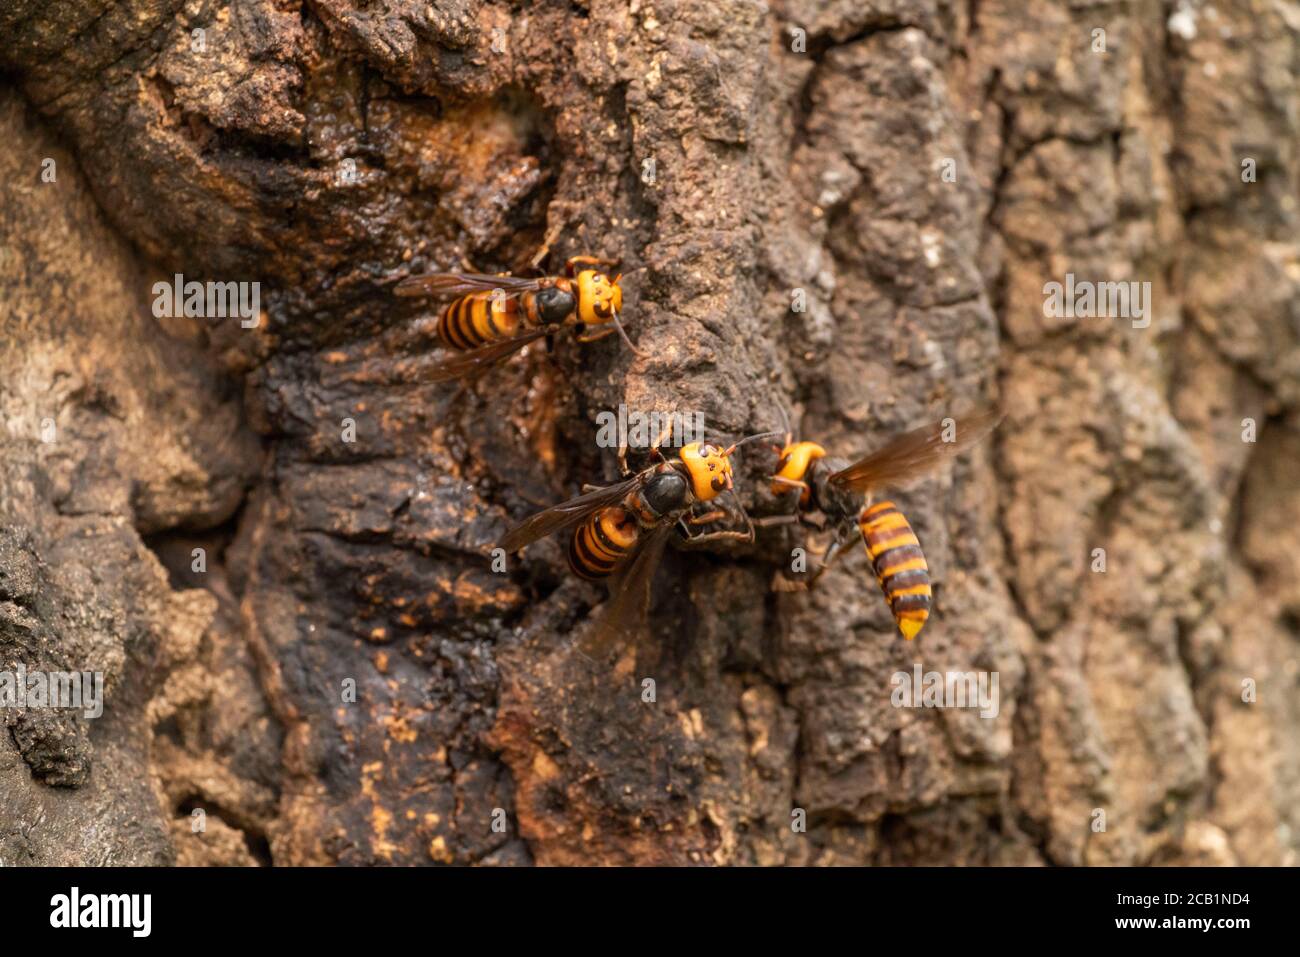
[393,255,641,382]
[499,428,779,652]
[763,406,1002,641]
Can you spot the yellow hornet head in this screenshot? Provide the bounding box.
[771,441,825,504]
[679,442,734,502]
[575,270,624,326]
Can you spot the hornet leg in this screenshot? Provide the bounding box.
[679,489,756,548]
[565,255,619,277]
[770,475,811,498]
[753,514,800,528]
[807,526,855,588]
[575,325,617,344]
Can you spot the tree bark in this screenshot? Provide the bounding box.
[0,0,1297,866]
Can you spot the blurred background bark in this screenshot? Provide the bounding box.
[0,0,1297,865]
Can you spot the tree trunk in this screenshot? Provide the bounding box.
[0,0,1296,866]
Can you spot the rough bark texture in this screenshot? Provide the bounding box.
[0,0,1297,866]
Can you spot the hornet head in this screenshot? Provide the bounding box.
[575,269,624,327]
[770,441,826,504]
[679,442,735,502]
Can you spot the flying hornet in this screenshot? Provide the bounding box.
[763,406,1002,640]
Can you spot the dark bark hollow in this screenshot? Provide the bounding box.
[0,0,1297,866]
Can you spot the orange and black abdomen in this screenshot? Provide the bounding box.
[437,291,525,350]
[568,507,640,581]
[858,501,931,640]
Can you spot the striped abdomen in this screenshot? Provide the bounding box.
[568,507,640,581]
[858,501,931,640]
[437,291,526,350]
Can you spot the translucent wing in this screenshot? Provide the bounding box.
[420,327,550,383]
[580,523,673,657]
[829,406,1003,494]
[394,271,544,298]
[499,475,643,553]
